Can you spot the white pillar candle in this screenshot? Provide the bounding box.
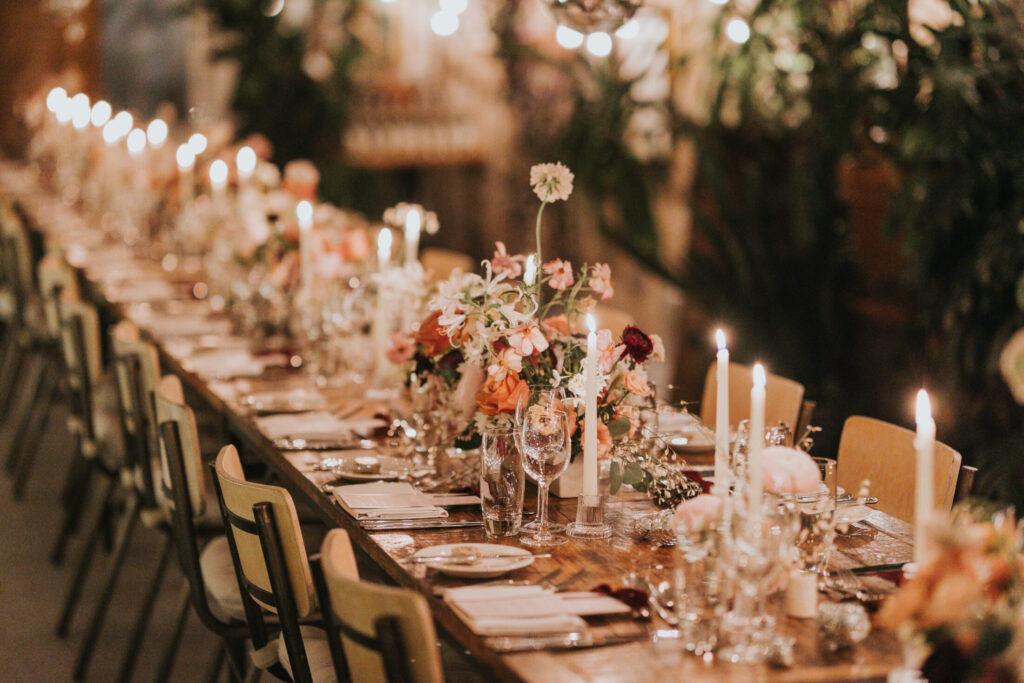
[748,363,766,517]
[373,229,393,381]
[236,145,256,212]
[714,329,729,497]
[296,200,314,294]
[914,389,935,564]
[175,144,195,208]
[785,568,818,619]
[209,159,228,209]
[583,313,599,498]
[404,209,421,265]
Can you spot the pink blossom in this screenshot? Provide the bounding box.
[486,347,523,381]
[761,446,822,495]
[594,329,625,373]
[507,322,549,357]
[589,263,614,302]
[385,333,416,365]
[543,259,574,290]
[490,242,525,278]
[673,494,723,534]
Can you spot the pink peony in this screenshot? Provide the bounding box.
[594,329,625,374]
[543,259,574,290]
[673,494,723,534]
[490,241,525,278]
[507,322,549,357]
[761,446,822,495]
[385,333,416,365]
[588,263,614,302]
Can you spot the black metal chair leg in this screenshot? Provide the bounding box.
[114,532,173,683]
[12,373,58,499]
[203,641,228,683]
[60,447,89,510]
[0,336,25,418]
[52,454,94,566]
[72,494,142,681]
[1,352,44,473]
[56,476,116,637]
[154,584,191,683]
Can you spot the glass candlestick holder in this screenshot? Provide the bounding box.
[567,493,612,538]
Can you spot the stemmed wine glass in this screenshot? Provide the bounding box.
[516,385,571,547]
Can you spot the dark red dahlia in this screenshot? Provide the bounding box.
[621,326,653,364]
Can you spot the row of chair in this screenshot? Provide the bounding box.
[0,202,444,682]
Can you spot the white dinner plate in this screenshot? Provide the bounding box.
[835,504,872,527]
[413,544,534,578]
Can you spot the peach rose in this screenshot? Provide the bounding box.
[622,370,651,397]
[340,229,371,261]
[476,372,529,416]
[415,311,452,357]
[282,160,320,200]
[761,446,822,495]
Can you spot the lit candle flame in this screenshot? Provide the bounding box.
[236,146,256,179]
[146,119,168,148]
[90,100,112,128]
[209,159,228,188]
[753,363,766,387]
[175,144,195,170]
[126,129,147,156]
[296,200,314,231]
[378,229,393,263]
[404,209,421,238]
[187,133,207,155]
[916,389,932,426]
[586,313,597,334]
[523,254,537,287]
[715,328,726,351]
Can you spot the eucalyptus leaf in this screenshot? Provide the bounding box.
[609,460,622,495]
[608,417,631,438]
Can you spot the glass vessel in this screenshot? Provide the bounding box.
[516,385,571,547]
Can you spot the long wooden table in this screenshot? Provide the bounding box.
[2,163,910,682]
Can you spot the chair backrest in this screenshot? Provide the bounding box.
[112,321,161,502]
[836,415,962,523]
[0,201,35,302]
[58,299,102,439]
[213,445,316,619]
[313,529,443,683]
[38,252,80,339]
[421,248,475,281]
[700,361,806,433]
[154,374,206,516]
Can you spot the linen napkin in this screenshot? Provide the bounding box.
[255,412,386,440]
[444,585,598,636]
[332,482,446,521]
[657,408,703,434]
[182,349,267,379]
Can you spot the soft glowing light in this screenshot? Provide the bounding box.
[90,100,112,128]
[709,0,728,5]
[146,119,168,148]
[377,228,393,263]
[236,146,257,179]
[70,94,91,129]
[176,144,196,170]
[187,133,208,155]
[586,32,613,57]
[111,111,134,137]
[209,159,229,188]
[715,329,727,351]
[523,254,537,287]
[555,25,584,49]
[615,19,640,39]
[753,363,766,388]
[915,389,933,426]
[263,0,285,16]
[430,10,459,36]
[586,313,597,334]
[101,120,121,145]
[296,200,314,230]
[439,0,468,14]
[726,18,751,44]
[46,87,67,113]
[404,209,421,238]
[55,97,74,124]
[126,128,147,156]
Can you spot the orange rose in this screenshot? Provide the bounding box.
[415,311,452,357]
[622,370,651,397]
[476,372,528,416]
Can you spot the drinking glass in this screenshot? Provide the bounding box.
[675,521,727,654]
[516,386,571,547]
[480,428,526,537]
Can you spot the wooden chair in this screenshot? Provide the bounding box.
[154,376,251,683]
[836,415,962,524]
[311,529,444,683]
[421,248,476,281]
[213,444,336,683]
[700,361,807,434]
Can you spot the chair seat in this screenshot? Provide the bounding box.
[199,536,246,621]
[278,625,337,683]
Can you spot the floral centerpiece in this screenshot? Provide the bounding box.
[877,505,1024,683]
[389,162,664,464]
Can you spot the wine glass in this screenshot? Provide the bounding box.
[516,385,571,547]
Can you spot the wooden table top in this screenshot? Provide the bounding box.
[2,164,911,682]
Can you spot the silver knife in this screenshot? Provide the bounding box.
[486,631,652,653]
[361,519,485,531]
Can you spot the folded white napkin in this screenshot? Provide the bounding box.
[657,409,703,434]
[147,318,235,341]
[183,350,266,379]
[332,482,446,521]
[255,412,385,440]
[104,280,179,303]
[444,586,590,636]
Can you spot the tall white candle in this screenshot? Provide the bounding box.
[714,329,729,497]
[914,389,935,564]
[236,145,256,212]
[748,363,766,517]
[296,200,314,294]
[175,144,195,208]
[373,229,394,381]
[209,159,228,209]
[404,209,421,265]
[583,313,599,498]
